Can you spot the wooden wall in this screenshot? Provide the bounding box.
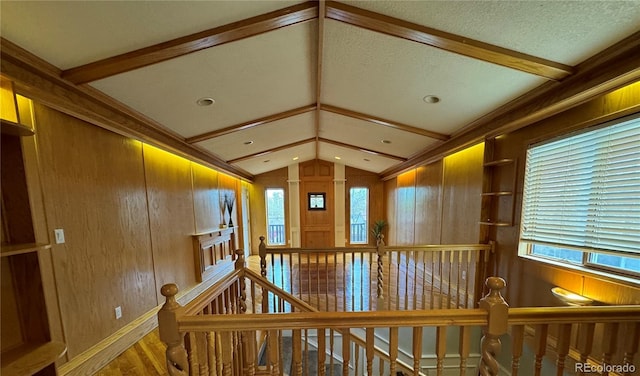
[490,81,640,307]
[385,144,484,245]
[30,103,242,360]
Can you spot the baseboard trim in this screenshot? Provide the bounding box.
[58,263,232,376]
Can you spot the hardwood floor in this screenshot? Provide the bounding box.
[95,329,167,376]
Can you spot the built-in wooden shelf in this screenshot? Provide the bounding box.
[479,221,512,227]
[481,191,513,196]
[1,341,67,376]
[483,158,515,167]
[1,243,52,258]
[1,118,34,137]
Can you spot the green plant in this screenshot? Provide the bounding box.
[371,219,387,240]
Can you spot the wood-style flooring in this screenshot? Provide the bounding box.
[95,329,167,376]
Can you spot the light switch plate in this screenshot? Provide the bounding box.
[54,229,65,244]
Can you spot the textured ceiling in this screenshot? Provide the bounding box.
[2,0,639,178]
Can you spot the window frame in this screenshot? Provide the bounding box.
[518,114,640,283]
[265,187,286,246]
[348,186,369,245]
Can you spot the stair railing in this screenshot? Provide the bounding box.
[258,236,493,311]
[158,252,640,376]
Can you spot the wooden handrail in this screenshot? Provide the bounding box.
[177,309,488,332]
[508,305,640,325]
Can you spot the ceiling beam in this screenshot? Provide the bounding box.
[186,104,316,144]
[0,37,254,181]
[320,104,449,141]
[380,32,640,179]
[318,137,407,161]
[61,1,319,84]
[326,1,574,81]
[314,0,327,160]
[227,138,315,164]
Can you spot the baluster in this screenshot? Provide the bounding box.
[510,325,525,376]
[354,343,360,376]
[456,251,463,308]
[187,332,199,376]
[436,326,447,376]
[343,329,351,376]
[575,323,595,376]
[447,251,454,308]
[602,322,619,375]
[268,330,280,376]
[413,326,423,374]
[533,324,548,376]
[478,277,509,376]
[430,251,436,309]
[623,322,639,376]
[219,332,232,376]
[366,328,375,376]
[330,330,336,376]
[375,238,385,303]
[318,328,326,376]
[259,236,267,277]
[459,326,471,376]
[389,327,398,375]
[235,250,247,313]
[404,250,410,310]
[214,333,223,376]
[241,331,256,376]
[158,283,189,376]
[206,332,216,376]
[292,329,303,376]
[464,251,472,308]
[555,324,572,376]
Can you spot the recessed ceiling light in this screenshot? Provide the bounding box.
[293,156,299,161]
[423,95,440,104]
[381,140,391,144]
[196,97,215,106]
[334,156,341,160]
[244,140,254,145]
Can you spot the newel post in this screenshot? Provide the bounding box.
[376,235,385,303]
[158,283,189,376]
[259,236,267,277]
[478,277,509,376]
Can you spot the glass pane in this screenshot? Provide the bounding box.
[531,244,583,264]
[350,187,368,244]
[589,253,640,274]
[266,188,285,245]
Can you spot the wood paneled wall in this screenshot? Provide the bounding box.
[385,144,483,246]
[490,82,640,307]
[30,103,242,360]
[142,145,197,303]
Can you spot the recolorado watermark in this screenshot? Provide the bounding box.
[575,362,636,374]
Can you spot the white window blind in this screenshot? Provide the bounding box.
[520,116,640,256]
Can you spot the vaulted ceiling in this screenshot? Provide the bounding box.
[2,1,640,180]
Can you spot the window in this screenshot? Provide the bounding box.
[519,115,640,279]
[266,188,285,245]
[349,187,368,244]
